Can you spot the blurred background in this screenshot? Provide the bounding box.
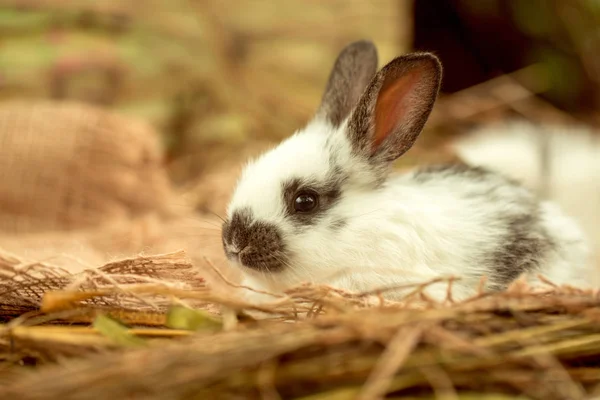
[0,0,598,271]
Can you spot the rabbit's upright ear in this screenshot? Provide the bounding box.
[347,53,442,164]
[316,41,378,127]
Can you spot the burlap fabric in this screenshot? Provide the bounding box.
[0,100,172,234]
[0,248,206,322]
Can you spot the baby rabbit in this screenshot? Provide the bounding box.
[221,40,593,302]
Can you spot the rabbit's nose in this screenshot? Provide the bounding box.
[221,208,288,272]
[224,243,246,260]
[225,243,240,254]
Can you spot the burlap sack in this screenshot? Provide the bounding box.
[0,248,207,322]
[0,100,173,234]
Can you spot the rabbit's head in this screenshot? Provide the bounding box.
[222,41,442,288]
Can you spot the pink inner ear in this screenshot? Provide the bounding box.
[373,69,422,151]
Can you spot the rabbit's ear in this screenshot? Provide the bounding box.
[316,40,378,127]
[347,53,442,164]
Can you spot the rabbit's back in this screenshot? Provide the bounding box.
[400,163,592,290]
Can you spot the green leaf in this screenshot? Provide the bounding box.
[93,314,147,347]
[166,306,222,332]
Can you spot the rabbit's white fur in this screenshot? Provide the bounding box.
[222,41,595,304]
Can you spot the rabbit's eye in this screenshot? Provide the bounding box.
[294,191,319,213]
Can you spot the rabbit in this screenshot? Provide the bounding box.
[221,40,594,304]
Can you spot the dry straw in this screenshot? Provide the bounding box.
[0,249,599,399]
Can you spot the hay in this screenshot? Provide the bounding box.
[0,100,173,234]
[0,250,599,399]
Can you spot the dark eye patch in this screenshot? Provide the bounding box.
[281,175,344,226]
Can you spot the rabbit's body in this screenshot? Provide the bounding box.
[222,41,594,303]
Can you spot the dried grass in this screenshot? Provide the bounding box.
[0,248,599,399]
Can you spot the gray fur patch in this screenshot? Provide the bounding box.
[413,163,500,183]
[221,208,288,273]
[317,41,378,127]
[490,211,554,289]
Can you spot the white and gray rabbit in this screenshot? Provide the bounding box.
[221,40,595,303]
